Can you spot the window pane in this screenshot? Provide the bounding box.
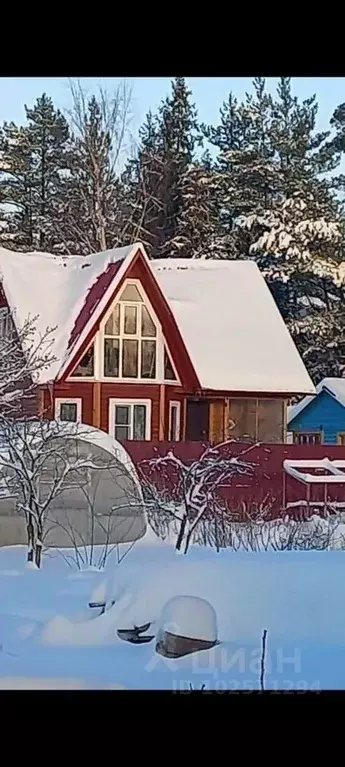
[141,305,156,337]
[115,425,130,441]
[120,284,143,301]
[141,340,156,379]
[122,339,138,378]
[164,348,176,380]
[124,305,137,335]
[104,338,119,377]
[115,405,130,425]
[133,405,146,440]
[71,345,94,377]
[105,304,120,336]
[60,403,77,422]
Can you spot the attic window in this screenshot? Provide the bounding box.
[120,283,143,302]
[70,345,94,377]
[164,348,177,381]
[103,290,157,380]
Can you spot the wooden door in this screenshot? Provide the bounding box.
[186,400,209,441]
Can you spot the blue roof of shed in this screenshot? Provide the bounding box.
[288,378,345,424]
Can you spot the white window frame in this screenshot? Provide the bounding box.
[108,398,152,441]
[99,279,180,385]
[168,400,181,441]
[54,398,82,423]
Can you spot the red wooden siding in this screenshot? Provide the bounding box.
[124,440,345,520]
[100,383,160,439]
[48,382,161,439]
[68,260,123,350]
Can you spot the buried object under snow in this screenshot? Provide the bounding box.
[155,595,219,658]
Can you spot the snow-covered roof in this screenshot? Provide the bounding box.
[151,259,315,393]
[288,377,345,423]
[0,245,314,394]
[0,245,138,382]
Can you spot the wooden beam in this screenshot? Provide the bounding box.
[283,400,287,442]
[224,398,230,440]
[37,387,45,417]
[159,384,165,441]
[182,398,187,440]
[92,382,101,429]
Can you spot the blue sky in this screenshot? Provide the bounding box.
[0,76,344,144]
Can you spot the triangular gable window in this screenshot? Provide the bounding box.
[164,347,177,381]
[70,345,94,377]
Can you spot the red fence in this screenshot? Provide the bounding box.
[124,440,345,519]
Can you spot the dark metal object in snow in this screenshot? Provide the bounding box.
[117,622,154,644]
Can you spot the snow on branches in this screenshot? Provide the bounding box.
[0,419,119,568]
[139,441,255,554]
[0,313,56,416]
[236,195,343,284]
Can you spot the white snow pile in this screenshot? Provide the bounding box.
[2,528,345,689]
[157,595,218,643]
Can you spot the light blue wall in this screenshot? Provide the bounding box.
[288,390,345,444]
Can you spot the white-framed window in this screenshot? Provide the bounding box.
[168,400,181,441]
[103,281,157,381]
[54,398,82,423]
[109,398,151,441]
[99,279,178,384]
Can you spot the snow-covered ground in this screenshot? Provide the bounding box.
[0,527,344,690]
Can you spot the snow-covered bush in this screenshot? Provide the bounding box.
[139,442,255,554]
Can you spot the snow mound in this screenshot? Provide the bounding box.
[157,595,218,642]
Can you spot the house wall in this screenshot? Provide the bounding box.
[207,397,286,444]
[288,391,345,444]
[47,382,163,440]
[47,385,287,444]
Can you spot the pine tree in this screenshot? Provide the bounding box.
[202,79,282,259]
[168,151,227,259]
[235,78,345,381]
[159,77,201,255]
[25,94,71,251]
[120,110,167,255]
[0,122,35,250]
[120,78,202,258]
[0,96,71,252]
